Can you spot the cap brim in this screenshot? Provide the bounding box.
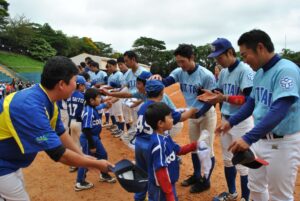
[208,49,226,58]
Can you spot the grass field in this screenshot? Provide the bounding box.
[0,51,43,72]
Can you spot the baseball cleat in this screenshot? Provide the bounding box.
[181,175,197,186]
[190,178,210,193]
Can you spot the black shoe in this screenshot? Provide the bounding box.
[181,175,197,186]
[190,179,210,193]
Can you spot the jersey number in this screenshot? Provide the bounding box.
[136,115,153,135]
[68,103,78,117]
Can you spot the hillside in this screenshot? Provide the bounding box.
[0,51,43,73]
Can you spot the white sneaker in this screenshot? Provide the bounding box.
[74,181,94,191]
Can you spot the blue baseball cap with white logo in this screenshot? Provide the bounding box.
[208,38,233,58]
[145,80,164,94]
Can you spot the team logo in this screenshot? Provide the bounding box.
[210,44,216,52]
[280,77,294,90]
[36,135,48,143]
[247,73,254,81]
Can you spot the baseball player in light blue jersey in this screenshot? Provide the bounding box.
[217,29,300,201]
[123,51,148,93]
[0,56,113,200]
[88,61,107,88]
[151,44,217,193]
[134,80,197,201]
[75,88,115,191]
[200,38,255,201]
[117,56,133,131]
[105,59,126,137]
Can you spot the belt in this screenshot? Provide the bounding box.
[262,132,284,140]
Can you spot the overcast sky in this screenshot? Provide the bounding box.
[8,0,300,53]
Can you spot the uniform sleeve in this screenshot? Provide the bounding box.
[272,67,300,102]
[171,110,181,125]
[169,68,181,82]
[239,68,254,91]
[151,136,167,171]
[82,107,93,129]
[10,99,62,154]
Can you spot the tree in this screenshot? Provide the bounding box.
[0,16,36,51]
[281,48,300,64]
[37,23,70,56]
[81,37,100,55]
[132,36,166,65]
[0,0,9,29]
[94,41,113,57]
[29,38,56,61]
[195,44,215,72]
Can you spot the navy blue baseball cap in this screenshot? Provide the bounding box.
[145,80,164,94]
[76,75,86,85]
[208,38,233,58]
[232,148,269,169]
[138,71,152,81]
[110,159,148,193]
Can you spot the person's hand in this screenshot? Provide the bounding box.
[228,138,250,153]
[215,121,231,136]
[106,101,112,109]
[149,74,162,80]
[99,88,110,96]
[197,89,225,104]
[96,159,115,173]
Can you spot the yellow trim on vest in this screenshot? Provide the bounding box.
[2,92,25,153]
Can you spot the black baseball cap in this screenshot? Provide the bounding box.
[232,148,269,169]
[110,159,148,193]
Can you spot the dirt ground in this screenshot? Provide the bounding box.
[23,84,300,200]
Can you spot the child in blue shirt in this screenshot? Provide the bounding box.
[75,88,115,191]
[145,102,204,201]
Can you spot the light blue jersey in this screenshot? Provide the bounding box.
[122,66,148,93]
[89,70,107,85]
[107,71,123,88]
[250,59,300,135]
[218,61,254,115]
[170,65,216,110]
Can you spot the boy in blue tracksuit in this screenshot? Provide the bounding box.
[75,88,115,191]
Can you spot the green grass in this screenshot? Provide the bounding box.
[0,51,44,72]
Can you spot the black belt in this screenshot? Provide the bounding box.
[262,132,284,139]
